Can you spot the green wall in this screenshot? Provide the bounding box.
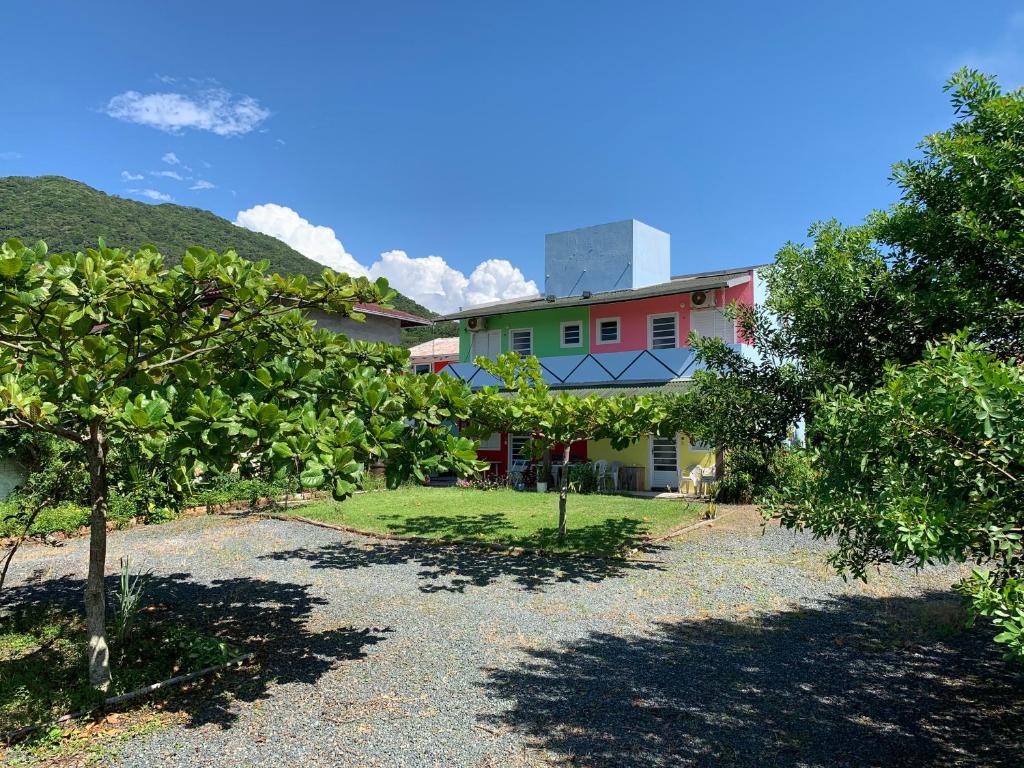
[459,306,590,361]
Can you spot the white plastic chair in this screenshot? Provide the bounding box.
[609,461,623,491]
[593,460,610,492]
[687,465,703,496]
[509,458,530,490]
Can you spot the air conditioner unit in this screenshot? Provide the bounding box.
[690,290,710,307]
[466,316,487,332]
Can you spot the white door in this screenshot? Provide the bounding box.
[470,329,501,361]
[650,436,679,489]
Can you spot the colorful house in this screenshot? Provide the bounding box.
[408,337,459,374]
[437,219,766,490]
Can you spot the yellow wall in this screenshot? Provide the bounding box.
[588,434,715,490]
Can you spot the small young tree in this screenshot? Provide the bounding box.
[468,353,667,540]
[0,240,480,690]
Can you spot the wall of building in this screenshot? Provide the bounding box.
[544,220,670,298]
[588,293,688,353]
[308,309,403,345]
[459,306,591,362]
[588,435,715,490]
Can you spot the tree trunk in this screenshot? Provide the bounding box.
[557,444,571,541]
[85,423,112,692]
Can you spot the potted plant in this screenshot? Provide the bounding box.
[523,436,550,492]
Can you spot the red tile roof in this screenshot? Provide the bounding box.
[408,336,460,360]
[354,303,431,326]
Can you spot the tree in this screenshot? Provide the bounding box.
[876,69,1024,360]
[467,353,667,540]
[765,71,1024,659]
[0,239,480,690]
[766,337,1024,658]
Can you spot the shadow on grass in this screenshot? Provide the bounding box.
[375,511,656,558]
[260,519,666,593]
[480,591,1024,768]
[1,572,389,731]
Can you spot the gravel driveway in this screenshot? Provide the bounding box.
[4,506,1023,767]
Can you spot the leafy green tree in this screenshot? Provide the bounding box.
[766,71,1024,659]
[876,69,1024,359]
[766,337,1024,658]
[0,239,479,690]
[467,353,667,540]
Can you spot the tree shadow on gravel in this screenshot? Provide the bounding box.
[480,592,1024,768]
[1,572,389,729]
[260,531,665,593]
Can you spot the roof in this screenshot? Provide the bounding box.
[354,303,431,327]
[441,345,732,390]
[436,263,766,321]
[501,381,693,398]
[407,336,460,359]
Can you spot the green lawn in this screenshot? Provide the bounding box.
[284,486,701,556]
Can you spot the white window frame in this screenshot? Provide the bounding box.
[478,432,501,451]
[647,312,678,350]
[413,363,431,375]
[560,320,583,349]
[509,433,531,464]
[596,317,621,345]
[508,327,533,356]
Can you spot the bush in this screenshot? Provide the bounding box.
[187,473,291,509]
[0,501,91,538]
[566,463,598,494]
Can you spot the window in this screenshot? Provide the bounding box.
[509,328,533,356]
[413,363,431,375]
[470,329,501,361]
[509,433,531,463]
[596,317,620,345]
[648,313,678,349]
[478,433,501,451]
[690,309,735,343]
[560,321,582,348]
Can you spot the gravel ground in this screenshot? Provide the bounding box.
[3,506,1024,767]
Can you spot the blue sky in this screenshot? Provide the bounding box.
[2,1,1022,312]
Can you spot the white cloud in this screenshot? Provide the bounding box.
[120,170,143,181]
[949,12,1024,87]
[105,88,270,136]
[234,203,538,313]
[190,180,215,190]
[151,170,184,180]
[0,151,21,160]
[162,152,180,165]
[128,188,173,202]
[234,204,368,276]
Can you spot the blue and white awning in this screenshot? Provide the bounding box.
[441,346,735,390]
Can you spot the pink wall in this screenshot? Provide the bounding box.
[587,271,756,353]
[589,293,686,353]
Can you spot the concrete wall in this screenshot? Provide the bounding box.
[307,309,403,345]
[544,220,670,298]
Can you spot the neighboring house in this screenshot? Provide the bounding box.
[408,337,460,374]
[437,219,766,490]
[307,303,431,345]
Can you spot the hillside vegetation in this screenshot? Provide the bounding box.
[0,175,450,343]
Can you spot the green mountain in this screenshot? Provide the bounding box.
[0,176,450,344]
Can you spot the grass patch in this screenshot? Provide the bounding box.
[0,606,238,739]
[285,486,700,556]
